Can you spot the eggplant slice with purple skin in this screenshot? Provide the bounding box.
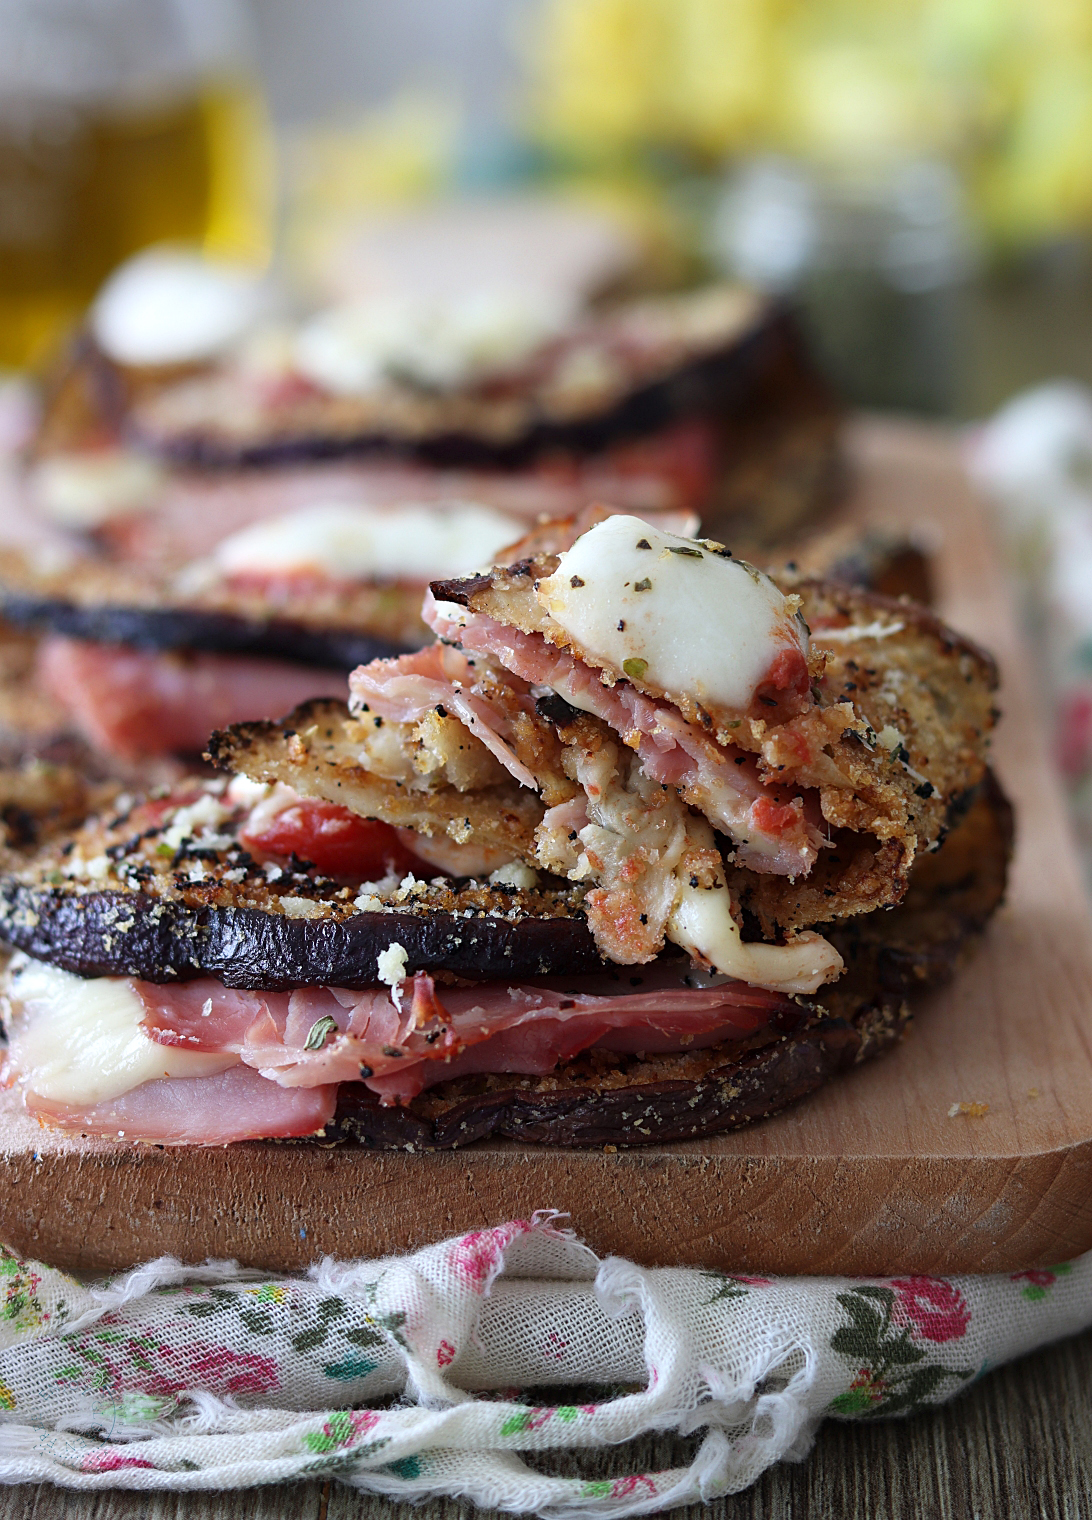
[129,299,835,472]
[0,879,610,988]
[0,589,409,671]
[0,863,606,988]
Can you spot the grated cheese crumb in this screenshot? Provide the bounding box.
[279,896,326,919]
[948,1100,990,1118]
[377,941,409,988]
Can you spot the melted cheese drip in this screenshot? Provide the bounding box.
[208,501,522,583]
[668,877,843,995]
[659,815,842,995]
[4,959,236,1106]
[535,515,805,712]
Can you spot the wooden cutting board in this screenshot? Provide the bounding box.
[3,417,1091,1279]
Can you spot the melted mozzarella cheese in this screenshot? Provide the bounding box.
[4,959,236,1107]
[209,501,522,583]
[535,515,805,712]
[293,289,568,395]
[31,449,162,528]
[91,250,265,368]
[668,875,843,995]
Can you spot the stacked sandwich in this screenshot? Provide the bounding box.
[3,193,842,768]
[0,514,1008,1147]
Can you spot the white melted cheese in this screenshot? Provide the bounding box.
[31,449,162,528]
[293,289,569,395]
[668,877,843,995]
[91,249,265,368]
[207,501,522,583]
[4,959,236,1107]
[535,515,805,713]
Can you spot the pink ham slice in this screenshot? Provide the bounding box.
[27,1065,337,1144]
[351,601,820,876]
[136,968,798,1104]
[38,637,345,760]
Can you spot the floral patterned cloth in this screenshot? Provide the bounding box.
[0,1214,1089,1515]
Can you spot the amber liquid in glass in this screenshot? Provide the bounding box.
[0,79,270,370]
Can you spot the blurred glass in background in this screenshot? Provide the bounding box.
[3,0,1092,411]
[0,0,273,370]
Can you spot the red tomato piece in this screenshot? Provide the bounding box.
[749,795,804,837]
[757,646,811,700]
[241,800,426,880]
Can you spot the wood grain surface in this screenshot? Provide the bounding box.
[3,417,1092,1278]
[2,1326,1091,1520]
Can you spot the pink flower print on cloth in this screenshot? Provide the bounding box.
[448,1221,536,1292]
[889,1277,972,1343]
[1011,1263,1074,1302]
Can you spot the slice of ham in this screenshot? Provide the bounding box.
[27,1065,337,1144]
[38,637,345,760]
[355,600,820,876]
[136,966,799,1104]
[7,959,805,1141]
[351,642,541,788]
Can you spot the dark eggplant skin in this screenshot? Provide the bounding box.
[0,593,409,670]
[0,882,607,988]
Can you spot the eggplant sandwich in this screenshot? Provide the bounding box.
[40,284,841,543]
[0,515,1008,1147]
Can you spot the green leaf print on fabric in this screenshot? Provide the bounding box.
[500,1404,585,1437]
[0,1246,60,1335]
[1010,1263,1074,1302]
[300,1409,391,1476]
[828,1283,972,1417]
[701,1271,773,1306]
[176,1283,387,1382]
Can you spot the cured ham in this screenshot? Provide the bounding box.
[28,1066,337,1145]
[38,637,345,760]
[356,603,823,876]
[3,954,803,1138]
[136,966,797,1103]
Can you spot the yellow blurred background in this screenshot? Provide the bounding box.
[3,0,1092,416]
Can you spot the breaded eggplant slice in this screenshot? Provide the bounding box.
[0,781,599,986]
[0,549,419,668]
[763,526,934,606]
[127,291,812,467]
[736,582,998,934]
[330,769,1012,1149]
[206,697,545,862]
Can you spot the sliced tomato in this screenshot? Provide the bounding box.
[241,799,426,881]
